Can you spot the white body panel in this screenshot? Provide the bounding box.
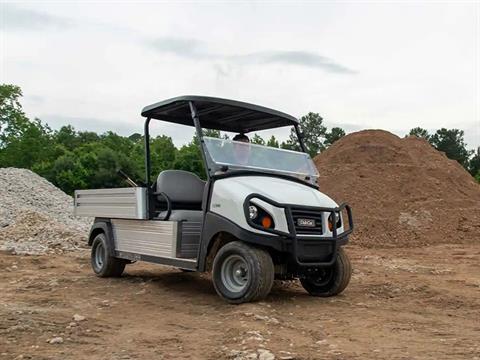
[209,176,340,236]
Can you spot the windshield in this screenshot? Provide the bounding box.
[203,137,319,183]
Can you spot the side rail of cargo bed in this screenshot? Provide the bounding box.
[74,188,148,219]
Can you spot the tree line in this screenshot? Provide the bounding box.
[1,84,479,195]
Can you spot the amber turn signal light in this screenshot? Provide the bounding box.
[261,216,273,229]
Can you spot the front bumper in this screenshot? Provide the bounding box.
[243,194,354,267]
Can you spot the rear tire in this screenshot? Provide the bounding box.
[212,241,274,304]
[300,247,352,297]
[91,233,126,277]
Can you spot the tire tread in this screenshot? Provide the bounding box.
[300,247,352,297]
[212,241,274,304]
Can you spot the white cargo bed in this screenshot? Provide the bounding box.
[74,187,147,219]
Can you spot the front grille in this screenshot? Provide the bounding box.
[290,208,323,235]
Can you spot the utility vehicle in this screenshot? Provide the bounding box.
[74,96,354,303]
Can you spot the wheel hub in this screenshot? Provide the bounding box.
[221,254,249,293]
[94,243,105,269]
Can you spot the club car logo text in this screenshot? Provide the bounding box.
[297,218,316,227]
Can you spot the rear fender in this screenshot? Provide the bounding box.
[88,218,116,256]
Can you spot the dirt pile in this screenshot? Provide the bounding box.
[314,130,480,247]
[0,168,90,254]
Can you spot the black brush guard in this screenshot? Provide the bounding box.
[243,194,354,267]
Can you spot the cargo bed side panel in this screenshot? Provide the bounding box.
[111,219,177,258]
[74,188,147,219]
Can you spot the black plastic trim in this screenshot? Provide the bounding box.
[88,218,115,257]
[152,191,172,220]
[115,251,197,270]
[243,194,354,267]
[197,211,289,271]
[141,95,299,132]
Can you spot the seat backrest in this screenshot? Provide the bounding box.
[156,170,206,206]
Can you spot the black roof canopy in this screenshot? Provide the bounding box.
[141,95,298,133]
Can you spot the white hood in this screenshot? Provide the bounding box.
[210,175,339,235]
[215,176,338,208]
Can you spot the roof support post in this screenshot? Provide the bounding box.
[144,117,152,186]
[188,101,210,179]
[144,116,154,219]
[294,124,307,153]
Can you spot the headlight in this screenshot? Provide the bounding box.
[248,205,258,219]
[247,203,274,229]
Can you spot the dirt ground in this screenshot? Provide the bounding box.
[1,244,479,360]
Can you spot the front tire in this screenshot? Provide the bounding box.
[212,241,274,304]
[91,233,126,277]
[300,247,352,297]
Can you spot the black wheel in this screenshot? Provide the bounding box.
[300,247,352,297]
[91,233,126,277]
[212,241,274,304]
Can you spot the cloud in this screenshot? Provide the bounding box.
[149,37,207,58]
[2,4,73,31]
[147,37,355,74]
[233,51,356,74]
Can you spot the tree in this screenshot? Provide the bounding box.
[78,131,100,144]
[280,139,299,151]
[0,84,34,149]
[430,128,473,168]
[251,133,265,145]
[407,127,431,140]
[266,135,279,148]
[150,135,176,177]
[55,125,79,151]
[173,142,205,179]
[49,152,89,194]
[469,147,480,177]
[287,112,327,157]
[203,129,221,138]
[128,133,142,143]
[324,127,345,147]
[0,116,55,169]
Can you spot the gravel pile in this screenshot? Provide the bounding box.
[0,168,91,255]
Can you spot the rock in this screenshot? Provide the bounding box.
[258,349,275,360]
[253,314,280,324]
[49,337,64,344]
[73,314,86,322]
[0,247,16,255]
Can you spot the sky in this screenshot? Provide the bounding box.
[1,1,479,149]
